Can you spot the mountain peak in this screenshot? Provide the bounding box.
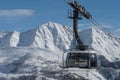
[0,31,19,47]
[47,21,55,25]
[39,21,65,29]
[18,21,73,51]
[80,26,120,61]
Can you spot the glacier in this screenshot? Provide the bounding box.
[0,21,120,80]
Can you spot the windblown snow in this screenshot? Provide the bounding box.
[0,21,120,80]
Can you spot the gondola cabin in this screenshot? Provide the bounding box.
[62,49,100,69]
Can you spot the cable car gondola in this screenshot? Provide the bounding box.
[61,0,101,69]
[62,49,100,69]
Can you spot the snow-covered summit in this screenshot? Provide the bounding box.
[80,27,120,61]
[0,31,19,47]
[18,21,73,51]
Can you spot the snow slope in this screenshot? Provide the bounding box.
[0,47,61,80]
[18,21,73,51]
[0,31,19,47]
[0,21,120,80]
[0,47,106,80]
[80,27,120,61]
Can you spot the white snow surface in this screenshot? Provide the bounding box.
[0,31,19,47]
[18,21,73,51]
[0,47,105,80]
[80,27,120,61]
[0,21,120,80]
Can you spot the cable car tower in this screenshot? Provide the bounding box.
[62,0,100,69]
[66,0,92,49]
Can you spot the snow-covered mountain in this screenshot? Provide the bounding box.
[0,21,120,80]
[0,22,120,62]
[18,22,73,51]
[80,27,120,61]
[0,31,19,47]
[0,22,72,51]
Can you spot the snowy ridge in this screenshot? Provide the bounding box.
[0,31,19,47]
[18,21,73,51]
[80,27,120,61]
[0,22,73,51]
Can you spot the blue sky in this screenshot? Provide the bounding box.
[0,0,120,34]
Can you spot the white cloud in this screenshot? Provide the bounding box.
[0,9,35,16]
